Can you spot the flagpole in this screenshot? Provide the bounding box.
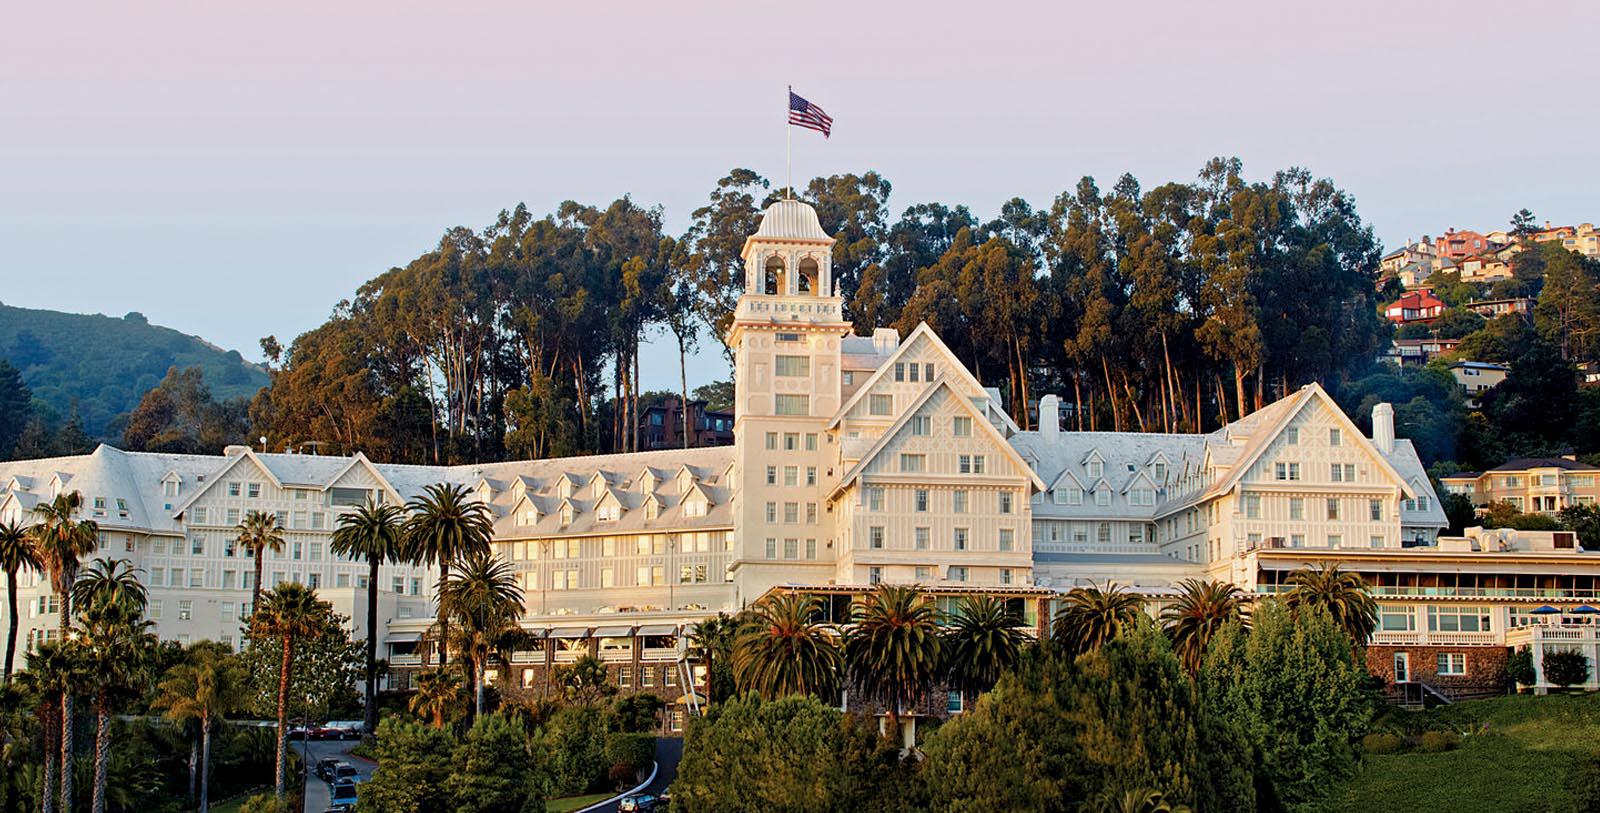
[785,85,793,200]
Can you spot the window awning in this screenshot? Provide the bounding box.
[591,625,636,638]
[519,627,550,640]
[636,624,679,637]
[383,632,422,643]
[550,626,592,639]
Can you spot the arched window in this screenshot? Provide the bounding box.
[798,257,819,294]
[764,256,787,295]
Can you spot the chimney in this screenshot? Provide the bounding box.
[223,444,251,457]
[1039,395,1060,438]
[872,328,899,355]
[1371,403,1395,455]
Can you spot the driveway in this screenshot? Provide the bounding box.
[300,737,373,812]
[593,737,683,812]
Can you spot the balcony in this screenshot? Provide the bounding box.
[1371,630,1500,647]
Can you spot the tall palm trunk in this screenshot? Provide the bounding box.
[252,549,265,612]
[41,698,58,813]
[91,695,110,813]
[60,693,73,813]
[364,556,381,734]
[3,570,17,683]
[199,715,212,813]
[436,563,450,666]
[274,636,292,799]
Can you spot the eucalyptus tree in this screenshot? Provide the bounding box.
[404,482,494,667]
[0,519,40,682]
[235,509,286,611]
[843,584,943,742]
[731,593,842,700]
[249,583,330,799]
[330,500,408,733]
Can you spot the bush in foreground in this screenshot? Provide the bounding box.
[1545,650,1590,690]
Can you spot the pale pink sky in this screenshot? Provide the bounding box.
[3,0,1597,390]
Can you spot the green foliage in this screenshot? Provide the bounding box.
[1200,601,1374,807]
[672,694,895,813]
[1431,307,1486,340]
[1481,501,1561,531]
[555,655,617,706]
[239,792,292,813]
[1441,492,1477,535]
[1051,583,1144,656]
[0,303,266,440]
[1361,732,1404,754]
[445,713,547,813]
[358,717,456,813]
[547,704,611,796]
[1560,503,1600,550]
[1506,648,1536,687]
[120,366,251,454]
[239,608,364,721]
[1568,750,1600,813]
[1417,731,1458,753]
[1545,650,1590,689]
[610,694,665,733]
[732,593,842,700]
[604,732,655,776]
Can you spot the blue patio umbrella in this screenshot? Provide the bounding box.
[1572,606,1600,615]
[1531,605,1563,614]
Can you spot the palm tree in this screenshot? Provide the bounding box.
[1284,562,1378,646]
[731,592,842,700]
[28,490,98,813]
[235,510,286,612]
[249,583,329,799]
[404,483,494,667]
[330,500,407,734]
[943,595,1025,704]
[1102,787,1192,813]
[74,592,156,813]
[437,552,525,717]
[844,584,943,743]
[409,669,463,728]
[1052,582,1144,657]
[0,519,40,683]
[153,643,248,813]
[1160,578,1248,675]
[687,612,739,705]
[22,641,77,813]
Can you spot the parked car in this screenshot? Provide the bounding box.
[331,763,359,783]
[619,794,658,812]
[330,779,359,807]
[315,757,342,781]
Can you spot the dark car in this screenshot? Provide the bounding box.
[315,757,342,781]
[329,779,359,807]
[618,794,658,812]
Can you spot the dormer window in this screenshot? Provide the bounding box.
[518,509,538,526]
[645,499,660,520]
[560,504,574,526]
[597,504,620,522]
[1087,460,1103,479]
[1095,486,1111,506]
[162,478,180,497]
[684,498,708,518]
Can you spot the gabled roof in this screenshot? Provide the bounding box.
[169,449,284,516]
[1046,468,1085,492]
[827,323,998,430]
[829,376,1047,500]
[1200,384,1416,501]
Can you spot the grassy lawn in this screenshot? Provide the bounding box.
[546,793,612,812]
[1315,692,1600,813]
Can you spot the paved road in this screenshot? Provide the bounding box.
[594,737,683,812]
[300,738,373,812]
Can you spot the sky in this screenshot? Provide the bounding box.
[3,0,1597,394]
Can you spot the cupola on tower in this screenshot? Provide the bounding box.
[727,199,852,600]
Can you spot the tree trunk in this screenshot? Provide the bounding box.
[1072,373,1084,432]
[60,693,73,813]
[91,698,109,813]
[41,697,58,813]
[1121,372,1147,433]
[200,716,212,813]
[3,570,17,683]
[365,556,380,734]
[1233,364,1247,422]
[437,562,450,666]
[188,730,198,807]
[679,336,691,450]
[1100,356,1122,432]
[1162,333,1177,433]
[275,637,292,799]
[251,549,264,613]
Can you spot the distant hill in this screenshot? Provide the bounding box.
[0,303,269,437]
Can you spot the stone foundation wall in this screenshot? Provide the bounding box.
[1366,644,1508,698]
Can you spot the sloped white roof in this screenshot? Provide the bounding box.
[749,199,832,243]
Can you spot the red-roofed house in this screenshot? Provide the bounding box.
[1434,228,1493,261]
[1384,289,1447,324]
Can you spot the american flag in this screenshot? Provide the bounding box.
[788,90,833,138]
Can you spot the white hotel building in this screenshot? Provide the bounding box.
[6,199,1600,708]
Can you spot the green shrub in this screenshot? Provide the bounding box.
[1568,750,1600,812]
[239,793,291,813]
[1362,732,1404,754]
[1417,731,1458,753]
[605,732,655,774]
[1506,648,1536,688]
[1545,650,1590,689]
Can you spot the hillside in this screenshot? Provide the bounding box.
[0,303,269,437]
